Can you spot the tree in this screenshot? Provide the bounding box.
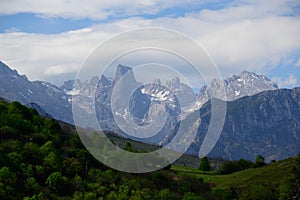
[24,142,42,165]
[254,155,265,168]
[124,142,132,151]
[45,172,68,195]
[84,192,97,200]
[43,152,62,172]
[23,192,44,200]
[7,152,22,166]
[124,141,138,152]
[221,161,240,174]
[62,157,83,177]
[238,158,253,170]
[0,166,17,185]
[212,188,236,200]
[40,141,57,157]
[157,188,174,200]
[199,156,210,171]
[26,177,39,191]
[72,174,84,192]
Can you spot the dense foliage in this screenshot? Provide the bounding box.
[220,158,253,174]
[0,101,214,199]
[0,100,299,199]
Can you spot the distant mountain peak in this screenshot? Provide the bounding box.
[240,70,254,76]
[0,61,18,75]
[99,75,111,86]
[0,61,73,123]
[193,71,279,110]
[0,60,10,69]
[115,64,132,81]
[230,71,278,89]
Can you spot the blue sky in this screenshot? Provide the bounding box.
[0,13,97,34]
[0,0,299,88]
[0,1,234,34]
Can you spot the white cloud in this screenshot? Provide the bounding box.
[2,0,297,21]
[272,75,298,88]
[44,63,79,75]
[199,17,300,70]
[4,27,21,33]
[0,0,209,20]
[0,28,112,83]
[0,0,300,87]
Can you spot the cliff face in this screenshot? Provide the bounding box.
[184,87,300,161]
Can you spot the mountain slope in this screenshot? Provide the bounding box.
[0,61,73,123]
[183,87,300,161]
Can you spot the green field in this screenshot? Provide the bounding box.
[172,156,300,199]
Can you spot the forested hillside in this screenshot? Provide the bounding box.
[0,100,299,199]
[0,100,213,199]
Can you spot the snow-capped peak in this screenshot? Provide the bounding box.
[191,71,279,111]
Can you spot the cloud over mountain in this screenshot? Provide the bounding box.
[0,0,299,86]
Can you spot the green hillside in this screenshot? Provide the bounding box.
[172,156,300,199]
[0,100,299,199]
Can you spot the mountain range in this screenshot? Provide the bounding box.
[0,60,299,161]
[183,87,300,161]
[0,61,73,123]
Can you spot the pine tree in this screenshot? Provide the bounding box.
[199,156,210,171]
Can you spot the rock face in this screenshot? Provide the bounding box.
[67,65,279,140]
[66,64,197,143]
[0,61,73,123]
[194,71,278,109]
[183,87,300,162]
[85,64,182,144]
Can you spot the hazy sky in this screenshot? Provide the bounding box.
[0,0,299,88]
